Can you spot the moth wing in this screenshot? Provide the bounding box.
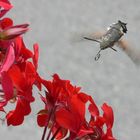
[118,39,140,65]
[69,31,105,44]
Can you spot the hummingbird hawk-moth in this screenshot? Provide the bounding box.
[71,20,140,65]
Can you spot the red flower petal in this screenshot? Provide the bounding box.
[14,37,33,62]
[1,71,13,100]
[8,65,26,91]
[33,43,39,70]
[37,109,48,127]
[25,62,36,85]
[102,103,114,129]
[6,97,31,126]
[0,18,13,29]
[70,94,86,122]
[88,103,99,117]
[6,110,24,126]
[56,109,79,133]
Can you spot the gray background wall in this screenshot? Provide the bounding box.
[0,0,140,139]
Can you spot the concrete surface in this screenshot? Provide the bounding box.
[0,0,140,139]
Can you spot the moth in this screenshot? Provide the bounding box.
[83,20,140,65]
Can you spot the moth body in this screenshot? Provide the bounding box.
[84,20,127,60]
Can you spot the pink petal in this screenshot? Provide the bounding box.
[0,44,15,73]
[2,24,29,40]
[0,1,12,10]
[0,1,12,18]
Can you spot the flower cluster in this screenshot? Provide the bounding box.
[0,0,41,126]
[0,0,116,140]
[37,74,115,140]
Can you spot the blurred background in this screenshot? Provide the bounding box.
[0,0,140,139]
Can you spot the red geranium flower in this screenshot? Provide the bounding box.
[87,103,116,140]
[5,60,40,126]
[37,74,82,126]
[37,74,116,140]
[0,22,42,125]
[37,74,84,139]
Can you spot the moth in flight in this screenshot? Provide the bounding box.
[83,20,140,65]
